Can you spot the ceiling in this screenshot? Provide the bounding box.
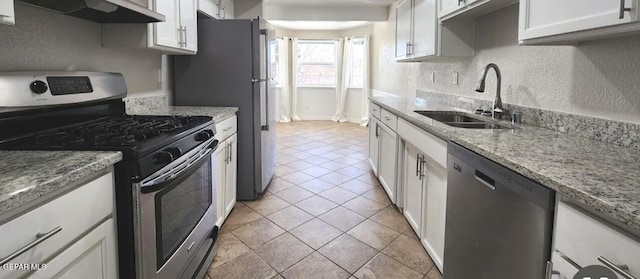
[268,20,372,30]
[263,0,395,6]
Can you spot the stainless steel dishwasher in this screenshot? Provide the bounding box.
[443,142,555,279]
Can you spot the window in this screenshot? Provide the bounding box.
[349,39,366,88]
[296,40,336,87]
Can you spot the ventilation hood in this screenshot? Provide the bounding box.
[18,0,165,23]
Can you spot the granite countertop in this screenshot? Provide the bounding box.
[0,151,122,220]
[129,106,238,123]
[370,95,640,232]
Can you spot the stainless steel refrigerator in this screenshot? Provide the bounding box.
[173,18,276,200]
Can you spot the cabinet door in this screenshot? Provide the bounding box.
[368,118,380,176]
[154,0,181,49]
[213,142,227,227]
[378,124,398,204]
[550,252,579,279]
[222,0,234,19]
[519,0,637,41]
[395,0,413,59]
[0,0,14,26]
[438,0,464,19]
[198,0,220,19]
[412,0,437,58]
[421,160,447,270]
[403,143,424,234]
[32,219,117,279]
[224,134,238,219]
[180,0,198,52]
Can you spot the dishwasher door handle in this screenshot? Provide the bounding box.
[474,170,496,190]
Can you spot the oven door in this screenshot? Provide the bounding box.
[134,138,219,279]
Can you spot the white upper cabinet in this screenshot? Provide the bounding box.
[438,0,516,21]
[395,0,473,61]
[180,0,198,52]
[199,0,233,19]
[0,0,15,26]
[221,0,234,19]
[439,0,466,19]
[519,0,640,44]
[154,0,181,49]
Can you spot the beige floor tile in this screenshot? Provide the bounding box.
[208,251,277,279]
[343,196,387,218]
[302,166,334,177]
[271,275,284,279]
[232,218,285,249]
[274,186,314,204]
[318,172,353,185]
[267,177,295,194]
[295,196,338,216]
[211,233,251,269]
[275,165,296,177]
[245,194,290,216]
[317,160,349,171]
[280,171,315,184]
[348,152,369,160]
[282,252,350,279]
[266,205,314,231]
[339,179,377,194]
[336,166,369,178]
[298,179,335,194]
[361,187,391,206]
[424,267,442,279]
[318,187,359,205]
[290,218,342,249]
[353,253,423,279]
[303,156,332,165]
[318,234,378,274]
[220,204,262,234]
[277,154,297,165]
[369,206,410,233]
[356,172,381,186]
[319,206,366,232]
[351,160,373,171]
[339,156,362,166]
[254,233,313,272]
[383,234,434,275]
[319,152,343,160]
[347,219,401,250]
[289,151,314,160]
[404,228,420,240]
[285,160,314,171]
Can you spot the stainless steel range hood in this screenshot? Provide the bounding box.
[18,0,165,23]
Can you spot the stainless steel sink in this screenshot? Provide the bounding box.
[414,110,510,129]
[414,111,484,123]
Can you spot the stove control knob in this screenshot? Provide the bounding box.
[195,130,213,141]
[156,151,174,165]
[30,80,48,94]
[165,147,182,158]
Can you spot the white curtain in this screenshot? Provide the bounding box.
[360,36,371,126]
[290,38,301,121]
[332,38,352,122]
[277,37,291,122]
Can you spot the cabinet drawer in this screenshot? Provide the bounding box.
[215,115,237,141]
[370,103,381,120]
[554,202,640,278]
[397,118,447,168]
[380,109,398,131]
[0,172,114,279]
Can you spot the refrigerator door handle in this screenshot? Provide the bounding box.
[259,28,270,131]
[251,78,268,82]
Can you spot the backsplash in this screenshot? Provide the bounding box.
[417,90,640,149]
[124,95,169,115]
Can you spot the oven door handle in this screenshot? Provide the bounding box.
[140,139,219,194]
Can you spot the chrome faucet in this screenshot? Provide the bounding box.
[475,63,503,118]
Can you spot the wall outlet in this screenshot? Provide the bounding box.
[431,72,436,83]
[453,72,458,85]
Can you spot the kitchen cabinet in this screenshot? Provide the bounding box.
[395,0,474,61]
[549,201,640,278]
[378,119,398,204]
[397,118,447,272]
[102,0,198,54]
[199,0,234,19]
[214,115,238,227]
[438,0,516,21]
[0,0,14,26]
[519,0,640,44]
[368,115,380,176]
[0,171,117,279]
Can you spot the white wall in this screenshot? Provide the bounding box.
[276,26,373,122]
[0,3,170,98]
[372,3,640,124]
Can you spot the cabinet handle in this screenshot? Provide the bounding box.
[375,123,379,138]
[598,256,636,279]
[183,26,188,48]
[0,226,62,266]
[178,26,184,47]
[384,116,390,121]
[216,0,222,18]
[419,155,426,180]
[458,0,465,5]
[223,126,232,132]
[619,0,632,19]
[227,142,232,163]
[416,154,420,177]
[222,6,226,19]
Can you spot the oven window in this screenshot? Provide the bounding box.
[155,158,212,268]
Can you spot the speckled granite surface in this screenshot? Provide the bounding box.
[129,106,238,123]
[124,94,169,114]
[371,95,640,232]
[0,151,122,218]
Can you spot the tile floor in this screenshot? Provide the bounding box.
[207,121,442,279]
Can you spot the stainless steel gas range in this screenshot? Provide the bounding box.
[0,71,219,279]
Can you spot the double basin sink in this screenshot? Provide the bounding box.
[414,111,510,129]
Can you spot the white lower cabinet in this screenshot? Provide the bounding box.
[0,171,117,279]
[214,116,238,227]
[368,117,380,176]
[377,122,398,204]
[403,143,424,233]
